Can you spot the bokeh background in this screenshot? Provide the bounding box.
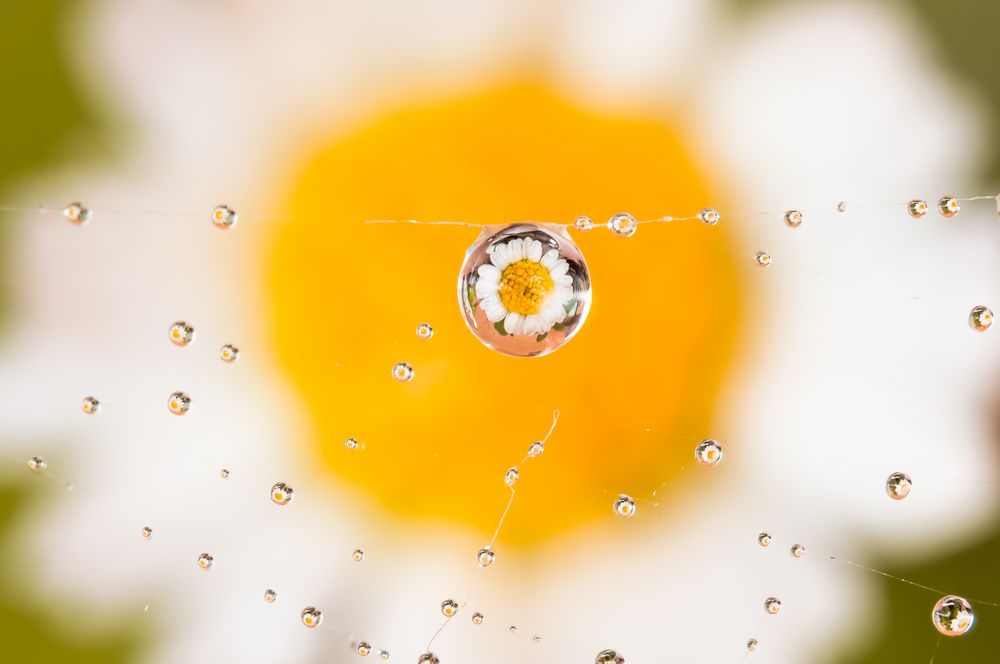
[1,0,999,662]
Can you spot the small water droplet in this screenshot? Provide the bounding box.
[764,597,781,615]
[754,251,772,267]
[477,546,495,567]
[357,641,372,656]
[220,344,239,363]
[417,654,439,664]
[301,606,322,628]
[197,553,214,569]
[907,199,928,219]
[885,472,912,500]
[746,638,758,652]
[64,202,91,225]
[377,650,390,661]
[472,612,484,625]
[28,456,46,473]
[937,196,960,218]
[416,323,434,339]
[698,208,720,226]
[270,482,293,506]
[932,595,974,636]
[211,204,238,229]
[757,532,771,547]
[81,396,100,415]
[504,467,519,486]
[353,549,365,562]
[441,599,458,617]
[167,391,191,415]
[969,305,993,332]
[264,589,277,603]
[595,649,625,664]
[532,636,542,643]
[219,469,230,479]
[345,438,359,450]
[607,213,637,238]
[392,362,414,382]
[783,210,802,228]
[613,494,636,518]
[527,441,544,458]
[574,216,594,231]
[168,321,196,346]
[790,544,805,558]
[836,201,848,213]
[695,439,723,467]
[141,526,153,540]
[509,625,517,634]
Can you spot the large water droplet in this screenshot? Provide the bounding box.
[932,595,974,636]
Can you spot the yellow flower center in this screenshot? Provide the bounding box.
[498,259,553,315]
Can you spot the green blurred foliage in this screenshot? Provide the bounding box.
[0,481,143,661]
[0,1,138,660]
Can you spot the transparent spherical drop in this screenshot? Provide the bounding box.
[907,199,928,219]
[345,438,359,450]
[416,323,434,340]
[141,526,153,540]
[932,595,974,636]
[937,196,960,218]
[378,651,390,661]
[211,204,238,229]
[219,468,230,479]
[607,212,637,238]
[353,549,365,561]
[477,546,495,567]
[764,597,781,615]
[168,321,196,346]
[757,532,772,547]
[505,467,519,486]
[783,210,802,228]
[754,251,772,267]
[220,344,239,363]
[698,208,720,226]
[695,439,723,467]
[574,216,594,231]
[441,599,458,617]
[28,456,46,473]
[472,612,484,625]
[167,391,191,415]
[836,201,848,213]
[885,472,912,500]
[392,362,414,382]
[969,305,993,332]
[64,202,92,225]
[270,482,293,505]
[82,395,100,415]
[532,636,542,643]
[357,642,372,656]
[527,441,544,458]
[417,654,439,664]
[509,625,517,634]
[459,224,591,357]
[197,553,214,569]
[264,589,277,603]
[614,494,636,518]
[595,649,625,664]
[790,544,806,558]
[301,606,322,628]
[746,639,758,652]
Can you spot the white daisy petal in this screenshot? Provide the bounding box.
[489,244,510,269]
[526,238,543,262]
[507,238,525,261]
[549,261,569,279]
[503,312,524,335]
[540,249,560,269]
[553,274,573,287]
[477,263,501,284]
[482,295,507,322]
